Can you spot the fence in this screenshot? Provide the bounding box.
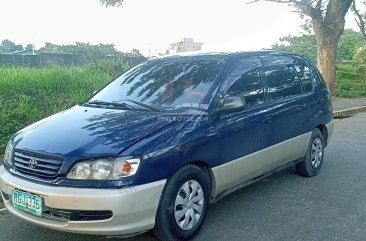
[0,53,146,67]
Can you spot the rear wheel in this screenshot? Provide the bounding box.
[296,128,325,177]
[153,165,209,241]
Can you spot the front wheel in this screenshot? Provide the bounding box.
[296,128,325,177]
[153,165,209,241]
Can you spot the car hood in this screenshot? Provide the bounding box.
[13,105,173,159]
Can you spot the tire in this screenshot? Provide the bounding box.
[296,128,325,177]
[153,165,209,241]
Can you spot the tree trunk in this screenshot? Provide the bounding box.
[316,34,340,95]
[311,0,353,96]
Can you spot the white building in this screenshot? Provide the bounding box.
[167,38,204,54]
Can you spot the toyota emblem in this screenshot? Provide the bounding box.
[29,159,38,169]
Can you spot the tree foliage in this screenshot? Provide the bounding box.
[0,39,24,53]
[271,29,364,61]
[338,29,365,60]
[38,42,121,60]
[271,34,317,60]
[0,39,144,60]
[25,44,34,51]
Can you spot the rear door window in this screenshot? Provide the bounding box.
[263,64,302,101]
[226,68,265,107]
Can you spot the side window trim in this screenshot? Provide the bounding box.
[258,57,270,103]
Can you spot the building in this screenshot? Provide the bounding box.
[166,38,204,54]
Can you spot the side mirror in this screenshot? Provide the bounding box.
[219,96,246,113]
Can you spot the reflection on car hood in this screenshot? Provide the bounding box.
[13,105,174,159]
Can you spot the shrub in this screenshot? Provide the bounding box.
[0,66,113,152]
[84,58,128,78]
[335,65,366,97]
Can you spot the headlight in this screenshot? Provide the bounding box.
[66,157,140,180]
[4,141,14,166]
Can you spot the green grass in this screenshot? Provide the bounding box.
[335,65,366,97]
[0,66,114,153]
[0,200,4,209]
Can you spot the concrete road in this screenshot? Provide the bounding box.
[1,113,366,241]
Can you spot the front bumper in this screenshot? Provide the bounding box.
[0,165,166,236]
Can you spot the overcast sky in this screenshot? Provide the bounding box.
[0,0,359,56]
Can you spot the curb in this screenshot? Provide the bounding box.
[0,208,6,213]
[333,106,366,119]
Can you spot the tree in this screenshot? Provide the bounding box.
[271,34,318,61]
[271,29,364,61]
[129,48,143,57]
[251,0,354,95]
[38,42,61,53]
[338,29,364,60]
[0,39,23,53]
[39,42,122,60]
[351,0,366,40]
[25,44,35,51]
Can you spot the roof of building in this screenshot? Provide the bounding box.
[7,49,38,56]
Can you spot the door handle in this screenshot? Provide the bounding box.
[262,117,272,125]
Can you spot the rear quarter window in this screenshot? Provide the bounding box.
[293,57,313,93]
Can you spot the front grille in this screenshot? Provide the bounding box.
[43,207,71,221]
[78,210,113,221]
[42,207,113,221]
[13,150,64,181]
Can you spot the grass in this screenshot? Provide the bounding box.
[0,200,4,209]
[0,65,115,153]
[335,64,366,97]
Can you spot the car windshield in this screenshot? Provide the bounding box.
[89,58,224,110]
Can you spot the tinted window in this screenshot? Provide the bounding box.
[294,57,313,92]
[221,57,261,91]
[226,68,265,107]
[262,55,294,67]
[91,59,224,110]
[264,65,302,100]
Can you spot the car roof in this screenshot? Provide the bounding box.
[148,50,303,63]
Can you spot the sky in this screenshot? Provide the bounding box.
[0,0,359,56]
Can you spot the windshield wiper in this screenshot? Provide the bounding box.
[85,100,136,110]
[120,99,161,112]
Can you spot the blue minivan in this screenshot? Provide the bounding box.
[1,51,333,241]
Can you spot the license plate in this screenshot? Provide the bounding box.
[12,190,42,217]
